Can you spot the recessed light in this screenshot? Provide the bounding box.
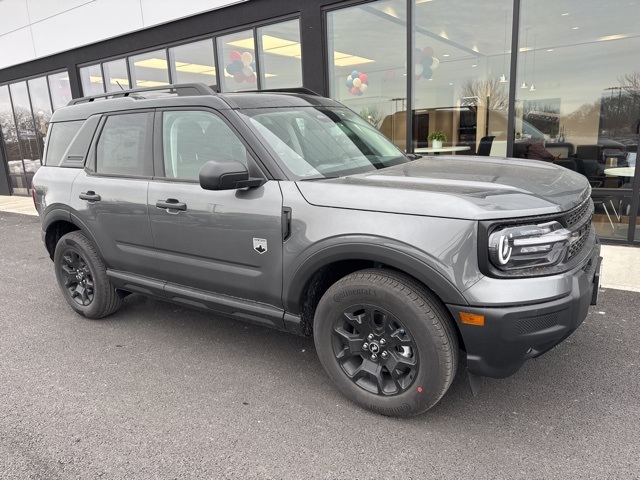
[572,26,580,30]
[443,54,450,57]
[547,48,554,51]
[561,12,569,16]
[471,64,478,68]
[449,82,453,85]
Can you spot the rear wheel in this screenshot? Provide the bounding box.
[54,231,122,319]
[313,269,458,417]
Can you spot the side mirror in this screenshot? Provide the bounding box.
[199,161,264,190]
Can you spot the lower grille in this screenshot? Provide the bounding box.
[517,313,559,335]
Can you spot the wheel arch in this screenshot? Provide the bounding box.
[43,208,103,262]
[284,242,468,337]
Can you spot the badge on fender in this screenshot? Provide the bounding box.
[253,238,267,254]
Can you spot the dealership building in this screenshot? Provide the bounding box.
[0,0,638,243]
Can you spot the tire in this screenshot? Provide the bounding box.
[53,231,122,319]
[313,269,458,417]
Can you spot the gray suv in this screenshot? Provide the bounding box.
[33,84,601,416]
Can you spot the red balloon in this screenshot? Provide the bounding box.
[423,46,434,57]
[233,71,245,83]
[230,51,242,61]
[350,86,360,95]
[246,73,257,84]
[359,73,368,84]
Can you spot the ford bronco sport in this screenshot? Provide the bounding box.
[33,84,601,416]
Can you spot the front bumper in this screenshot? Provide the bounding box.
[446,244,602,378]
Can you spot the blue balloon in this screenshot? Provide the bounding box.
[422,67,433,79]
[250,61,256,70]
[422,56,433,68]
[346,79,354,88]
[351,70,359,79]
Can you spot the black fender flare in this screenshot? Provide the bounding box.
[42,206,105,262]
[283,240,468,313]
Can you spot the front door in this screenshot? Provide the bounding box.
[148,109,284,311]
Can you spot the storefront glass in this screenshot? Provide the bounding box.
[327,0,407,149]
[129,49,170,88]
[27,76,53,152]
[518,0,640,242]
[257,19,303,89]
[169,39,217,87]
[217,30,258,92]
[48,72,72,111]
[79,63,104,95]
[104,59,130,92]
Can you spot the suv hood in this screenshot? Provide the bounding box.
[295,156,590,220]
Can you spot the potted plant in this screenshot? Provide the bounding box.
[428,131,447,149]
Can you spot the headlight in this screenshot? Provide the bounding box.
[488,221,571,271]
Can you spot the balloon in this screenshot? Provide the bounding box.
[431,57,440,69]
[250,61,256,69]
[359,73,368,83]
[350,86,359,95]
[242,66,254,76]
[351,70,359,79]
[357,90,363,96]
[422,67,433,79]
[246,74,257,84]
[230,51,241,61]
[353,77,362,88]
[346,78,354,88]
[422,56,433,68]
[359,83,368,93]
[233,71,245,83]
[241,52,253,66]
[347,75,353,81]
[423,46,434,57]
[415,63,424,76]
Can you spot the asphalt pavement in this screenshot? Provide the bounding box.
[1,211,639,479]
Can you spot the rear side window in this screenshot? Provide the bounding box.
[44,121,83,166]
[96,113,152,176]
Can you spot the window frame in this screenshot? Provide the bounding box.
[89,110,155,178]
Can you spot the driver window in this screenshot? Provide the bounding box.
[162,111,248,180]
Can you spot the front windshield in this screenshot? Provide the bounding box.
[239,106,409,179]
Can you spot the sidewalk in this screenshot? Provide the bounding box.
[1,194,639,292]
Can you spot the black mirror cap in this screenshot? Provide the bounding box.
[199,161,260,190]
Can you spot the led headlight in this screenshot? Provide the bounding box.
[488,221,571,271]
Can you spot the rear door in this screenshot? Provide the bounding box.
[148,108,284,309]
[70,111,159,278]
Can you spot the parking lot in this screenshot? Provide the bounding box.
[1,210,639,479]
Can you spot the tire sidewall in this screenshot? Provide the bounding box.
[54,233,104,318]
[314,275,450,417]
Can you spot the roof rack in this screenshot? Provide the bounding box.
[68,83,215,105]
[242,87,321,96]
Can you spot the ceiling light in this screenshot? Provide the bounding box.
[175,63,217,75]
[499,74,507,83]
[109,78,129,86]
[572,26,579,30]
[471,64,478,68]
[529,84,536,92]
[520,81,528,89]
[449,82,453,85]
[226,37,255,49]
[134,58,168,69]
[547,48,554,52]
[89,75,104,84]
[136,80,170,87]
[561,12,569,16]
[443,54,450,57]
[333,52,375,67]
[599,34,627,41]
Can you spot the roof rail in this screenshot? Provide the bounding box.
[243,87,321,96]
[68,83,215,105]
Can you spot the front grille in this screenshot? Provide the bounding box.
[565,198,591,228]
[517,313,559,335]
[561,198,593,261]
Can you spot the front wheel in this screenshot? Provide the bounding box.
[54,231,122,319]
[313,269,458,417]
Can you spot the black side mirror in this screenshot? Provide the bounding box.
[199,161,264,190]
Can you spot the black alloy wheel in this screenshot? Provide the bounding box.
[60,250,95,306]
[332,304,418,396]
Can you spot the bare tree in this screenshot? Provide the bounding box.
[459,77,509,111]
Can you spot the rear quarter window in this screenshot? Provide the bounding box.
[44,121,84,166]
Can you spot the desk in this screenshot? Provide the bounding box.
[604,167,635,177]
[415,146,471,154]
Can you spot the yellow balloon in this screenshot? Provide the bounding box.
[241,51,253,66]
[353,78,362,87]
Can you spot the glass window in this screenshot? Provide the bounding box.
[96,113,152,176]
[217,30,258,92]
[9,82,41,179]
[44,121,83,166]
[27,76,53,149]
[412,0,513,156]
[240,106,408,179]
[257,19,302,89]
[169,39,217,87]
[327,1,407,149]
[48,72,72,111]
[0,85,22,179]
[162,110,247,180]
[129,50,170,88]
[518,0,640,242]
[80,64,104,96]
[104,58,130,92]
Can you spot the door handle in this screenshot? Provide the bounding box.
[156,199,187,211]
[79,191,101,202]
